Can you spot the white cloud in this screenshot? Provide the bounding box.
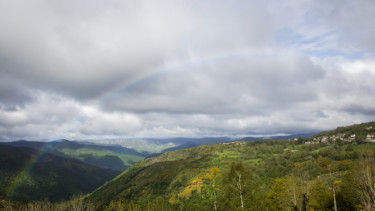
[340,60,375,74]
[0,92,142,140]
[0,110,28,128]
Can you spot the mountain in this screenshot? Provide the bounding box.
[86,122,375,210]
[0,144,119,202]
[2,140,147,171]
[1,138,234,171]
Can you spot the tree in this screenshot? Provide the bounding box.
[337,171,361,210]
[266,176,308,211]
[320,158,338,211]
[307,179,332,210]
[353,152,375,210]
[105,198,126,211]
[223,162,254,210]
[266,178,288,211]
[175,168,221,210]
[203,167,220,211]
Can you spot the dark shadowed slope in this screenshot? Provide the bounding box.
[2,140,147,171]
[0,144,120,202]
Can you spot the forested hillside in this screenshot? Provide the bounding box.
[0,144,119,202]
[87,139,375,210]
[2,140,146,171]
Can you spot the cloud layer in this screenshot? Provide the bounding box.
[1,0,375,140]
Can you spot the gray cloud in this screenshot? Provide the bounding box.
[101,50,325,114]
[343,105,375,116]
[0,0,374,140]
[0,78,33,109]
[0,0,275,100]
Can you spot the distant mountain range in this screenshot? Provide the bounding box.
[1,139,148,171]
[239,132,316,142]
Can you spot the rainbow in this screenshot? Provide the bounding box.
[6,141,58,199]
[5,49,264,198]
[59,48,265,139]
[97,48,262,105]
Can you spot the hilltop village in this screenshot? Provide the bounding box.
[305,126,375,144]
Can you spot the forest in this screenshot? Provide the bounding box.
[87,140,375,211]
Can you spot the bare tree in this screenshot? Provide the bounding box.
[354,152,375,210]
[208,167,220,211]
[320,159,338,211]
[235,170,244,210]
[224,162,253,210]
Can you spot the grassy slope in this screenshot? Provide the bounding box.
[59,148,144,169]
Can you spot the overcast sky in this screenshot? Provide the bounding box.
[1,0,375,141]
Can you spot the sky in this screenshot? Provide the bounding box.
[0,0,375,141]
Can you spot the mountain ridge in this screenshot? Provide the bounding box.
[1,139,147,171]
[0,144,119,202]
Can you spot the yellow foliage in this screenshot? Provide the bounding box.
[210,167,220,177]
[203,173,213,179]
[176,167,220,199]
[201,167,220,180]
[333,180,342,185]
[177,177,203,198]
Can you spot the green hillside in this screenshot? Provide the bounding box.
[0,144,119,202]
[87,137,375,210]
[58,148,144,171]
[3,140,146,171]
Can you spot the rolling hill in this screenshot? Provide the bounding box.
[86,122,375,210]
[0,144,119,202]
[2,140,147,171]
